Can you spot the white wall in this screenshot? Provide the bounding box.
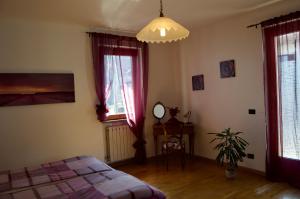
[145,43,182,157]
[0,18,181,170]
[179,0,300,172]
[0,19,106,170]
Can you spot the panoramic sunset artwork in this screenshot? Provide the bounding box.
[0,73,75,107]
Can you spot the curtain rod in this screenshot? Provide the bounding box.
[86,32,97,37]
[247,11,300,28]
[86,31,137,38]
[86,32,138,40]
[85,27,136,37]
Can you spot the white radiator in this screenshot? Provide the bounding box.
[105,124,136,163]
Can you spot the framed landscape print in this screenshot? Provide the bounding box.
[0,73,75,107]
[220,60,235,78]
[192,74,204,91]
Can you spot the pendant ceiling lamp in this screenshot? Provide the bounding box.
[136,0,190,43]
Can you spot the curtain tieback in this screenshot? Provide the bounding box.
[96,104,109,114]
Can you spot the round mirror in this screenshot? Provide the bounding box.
[153,102,166,122]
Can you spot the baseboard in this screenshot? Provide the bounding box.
[239,164,266,176]
[193,155,265,176]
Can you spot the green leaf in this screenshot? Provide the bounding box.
[209,128,249,167]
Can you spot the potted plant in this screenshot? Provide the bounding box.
[209,128,249,179]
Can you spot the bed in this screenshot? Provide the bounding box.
[0,156,165,199]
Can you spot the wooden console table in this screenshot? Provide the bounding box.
[153,122,194,157]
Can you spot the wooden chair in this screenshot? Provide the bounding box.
[161,121,185,170]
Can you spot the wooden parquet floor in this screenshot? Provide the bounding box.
[117,158,300,199]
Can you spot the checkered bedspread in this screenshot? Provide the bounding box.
[0,156,165,199]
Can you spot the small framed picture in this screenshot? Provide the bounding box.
[192,75,204,91]
[220,60,235,78]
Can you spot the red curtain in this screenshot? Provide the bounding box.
[91,33,149,163]
[263,14,300,187]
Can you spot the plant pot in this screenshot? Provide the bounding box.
[225,168,237,179]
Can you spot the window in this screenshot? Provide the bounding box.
[276,31,300,159]
[103,52,134,121]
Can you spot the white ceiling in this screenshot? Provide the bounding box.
[0,0,283,31]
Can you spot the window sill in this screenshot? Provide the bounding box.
[106,114,126,121]
[102,114,127,126]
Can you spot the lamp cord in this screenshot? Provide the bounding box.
[160,0,164,17]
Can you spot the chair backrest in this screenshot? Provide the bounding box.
[163,121,184,141]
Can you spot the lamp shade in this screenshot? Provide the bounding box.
[136,17,190,43]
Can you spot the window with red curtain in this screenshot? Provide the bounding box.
[263,12,300,187]
[91,33,149,163]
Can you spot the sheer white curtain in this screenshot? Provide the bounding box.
[104,54,134,122]
[277,31,300,159]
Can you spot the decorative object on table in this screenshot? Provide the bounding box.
[165,107,181,125]
[0,73,75,107]
[209,128,249,179]
[220,60,235,78]
[183,111,192,123]
[136,0,189,43]
[153,101,166,123]
[168,107,180,118]
[192,74,204,91]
